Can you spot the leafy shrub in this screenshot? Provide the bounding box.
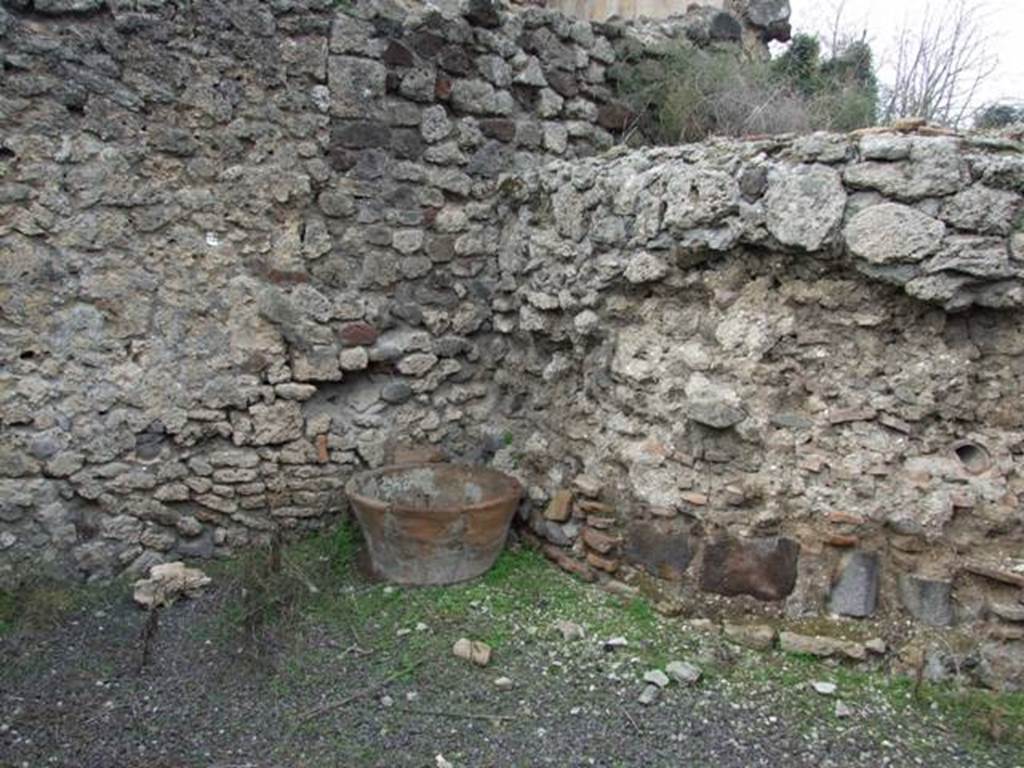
[974,102,1024,129]
[616,34,878,144]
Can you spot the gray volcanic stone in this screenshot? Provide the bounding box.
[844,137,962,199]
[828,550,880,618]
[663,168,739,231]
[34,0,104,12]
[450,79,499,115]
[400,69,437,103]
[764,164,845,251]
[978,642,1024,692]
[898,574,954,626]
[708,12,743,41]
[623,252,668,284]
[328,57,386,118]
[463,0,502,28]
[330,13,374,55]
[420,105,452,143]
[397,353,438,376]
[249,402,303,446]
[177,531,214,559]
[739,165,768,200]
[844,203,945,264]
[685,373,746,429]
[941,185,1021,235]
[925,236,1015,278]
[740,0,791,28]
[688,400,745,429]
[859,134,911,161]
[723,623,776,650]
[667,663,700,684]
[381,382,413,404]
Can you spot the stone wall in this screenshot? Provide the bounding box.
[0,0,1023,664]
[492,130,1024,648]
[0,0,693,583]
[547,0,791,47]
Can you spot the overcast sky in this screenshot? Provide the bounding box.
[787,0,1024,108]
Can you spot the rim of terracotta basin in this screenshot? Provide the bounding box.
[345,462,522,515]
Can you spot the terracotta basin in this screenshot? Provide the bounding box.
[345,463,522,585]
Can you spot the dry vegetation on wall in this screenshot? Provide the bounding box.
[615,34,878,144]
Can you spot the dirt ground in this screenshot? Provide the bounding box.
[1,526,1022,768]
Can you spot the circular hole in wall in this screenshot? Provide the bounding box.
[951,440,991,474]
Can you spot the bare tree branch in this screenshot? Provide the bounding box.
[881,0,998,127]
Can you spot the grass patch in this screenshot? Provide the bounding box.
[204,524,359,657]
[0,589,16,634]
[207,521,671,674]
[0,576,120,635]
[922,685,1024,747]
[731,646,1024,751]
[201,522,1023,756]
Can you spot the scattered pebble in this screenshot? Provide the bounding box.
[603,636,628,651]
[835,700,854,718]
[666,661,702,685]
[811,681,837,696]
[494,676,514,689]
[435,755,453,768]
[638,684,660,706]
[415,622,429,632]
[688,618,716,632]
[643,669,670,688]
[453,638,492,667]
[723,623,776,651]
[865,637,887,655]
[554,620,585,641]
[380,695,394,708]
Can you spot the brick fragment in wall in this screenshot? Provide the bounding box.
[700,537,801,602]
[586,551,619,573]
[543,490,572,522]
[542,544,597,583]
[581,527,618,554]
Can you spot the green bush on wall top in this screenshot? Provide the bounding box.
[617,33,879,144]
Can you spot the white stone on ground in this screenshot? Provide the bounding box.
[553,620,585,641]
[452,637,492,667]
